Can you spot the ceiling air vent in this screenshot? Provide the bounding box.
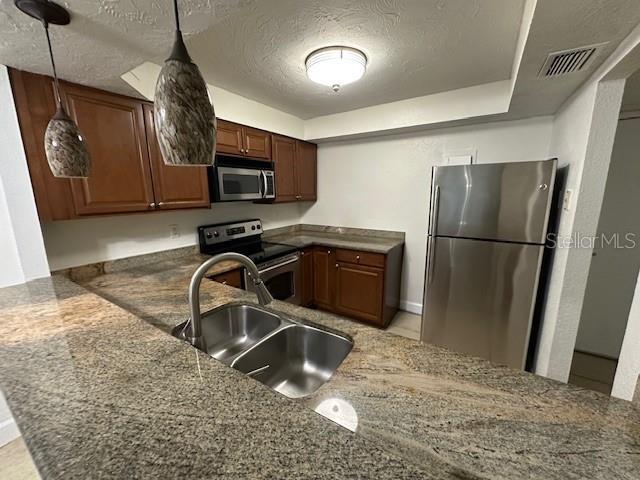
[538,43,607,78]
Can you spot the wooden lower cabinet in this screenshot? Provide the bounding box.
[206,268,244,289]
[334,263,385,325]
[306,245,403,328]
[300,248,314,307]
[312,247,334,310]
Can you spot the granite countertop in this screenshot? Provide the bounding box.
[263,224,404,254]
[1,250,639,479]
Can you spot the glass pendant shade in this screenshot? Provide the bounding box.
[45,105,91,177]
[154,1,216,166]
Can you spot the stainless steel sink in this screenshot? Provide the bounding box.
[173,304,282,363]
[231,324,353,398]
[173,302,353,397]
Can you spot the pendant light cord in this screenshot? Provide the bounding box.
[43,21,62,106]
[173,0,181,33]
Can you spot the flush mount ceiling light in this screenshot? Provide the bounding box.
[14,0,91,178]
[305,46,367,92]
[154,0,216,166]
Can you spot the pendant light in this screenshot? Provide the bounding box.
[154,0,216,166]
[14,0,91,178]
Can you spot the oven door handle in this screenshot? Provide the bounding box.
[258,256,299,275]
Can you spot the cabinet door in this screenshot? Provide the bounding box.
[300,248,314,307]
[207,268,244,289]
[313,247,334,310]
[272,135,297,202]
[9,69,76,221]
[243,126,271,161]
[216,119,244,155]
[62,83,155,215]
[143,104,210,210]
[335,263,385,325]
[296,140,317,201]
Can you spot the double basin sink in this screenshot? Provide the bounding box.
[173,303,353,398]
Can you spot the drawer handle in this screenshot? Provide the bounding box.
[149,202,156,208]
[222,280,228,285]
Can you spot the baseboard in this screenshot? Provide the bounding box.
[0,417,20,447]
[399,300,423,315]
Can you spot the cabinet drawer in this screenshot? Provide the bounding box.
[207,268,244,288]
[336,249,385,268]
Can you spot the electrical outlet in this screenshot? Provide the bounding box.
[562,189,573,212]
[169,224,180,239]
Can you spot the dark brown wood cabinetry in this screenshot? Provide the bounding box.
[303,245,403,328]
[62,82,156,215]
[206,268,244,289]
[216,119,271,161]
[271,135,317,203]
[312,247,334,310]
[10,69,210,221]
[300,247,314,307]
[143,105,210,210]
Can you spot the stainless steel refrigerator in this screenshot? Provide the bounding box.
[421,159,557,370]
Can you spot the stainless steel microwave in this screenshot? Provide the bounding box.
[212,166,275,202]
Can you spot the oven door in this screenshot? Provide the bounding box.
[216,166,266,201]
[246,253,301,305]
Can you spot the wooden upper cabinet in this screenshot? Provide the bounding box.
[61,83,155,215]
[243,126,271,160]
[216,119,244,156]
[272,135,297,202]
[142,104,210,210]
[215,119,271,161]
[9,69,76,221]
[270,135,317,203]
[296,140,317,201]
[334,263,385,325]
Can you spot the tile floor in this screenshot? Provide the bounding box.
[0,437,39,480]
[386,310,421,340]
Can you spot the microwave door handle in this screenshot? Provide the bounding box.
[258,171,264,197]
[262,171,268,198]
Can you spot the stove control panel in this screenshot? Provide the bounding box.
[199,219,263,247]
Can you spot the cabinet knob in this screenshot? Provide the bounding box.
[222,280,228,285]
[158,202,165,207]
[356,255,360,261]
[149,202,156,208]
[327,250,331,254]
[335,263,339,268]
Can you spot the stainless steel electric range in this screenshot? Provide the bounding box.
[198,219,301,305]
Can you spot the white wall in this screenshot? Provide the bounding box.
[576,117,640,359]
[301,116,553,313]
[43,202,305,271]
[535,80,626,381]
[0,65,50,288]
[612,268,640,400]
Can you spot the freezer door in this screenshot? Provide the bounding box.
[430,160,556,244]
[422,236,544,369]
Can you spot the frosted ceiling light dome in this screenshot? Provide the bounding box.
[305,46,367,92]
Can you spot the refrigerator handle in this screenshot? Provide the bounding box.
[429,185,441,236]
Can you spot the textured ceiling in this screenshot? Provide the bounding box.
[0,0,524,118]
[188,0,525,118]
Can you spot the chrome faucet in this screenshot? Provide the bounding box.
[187,252,274,348]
